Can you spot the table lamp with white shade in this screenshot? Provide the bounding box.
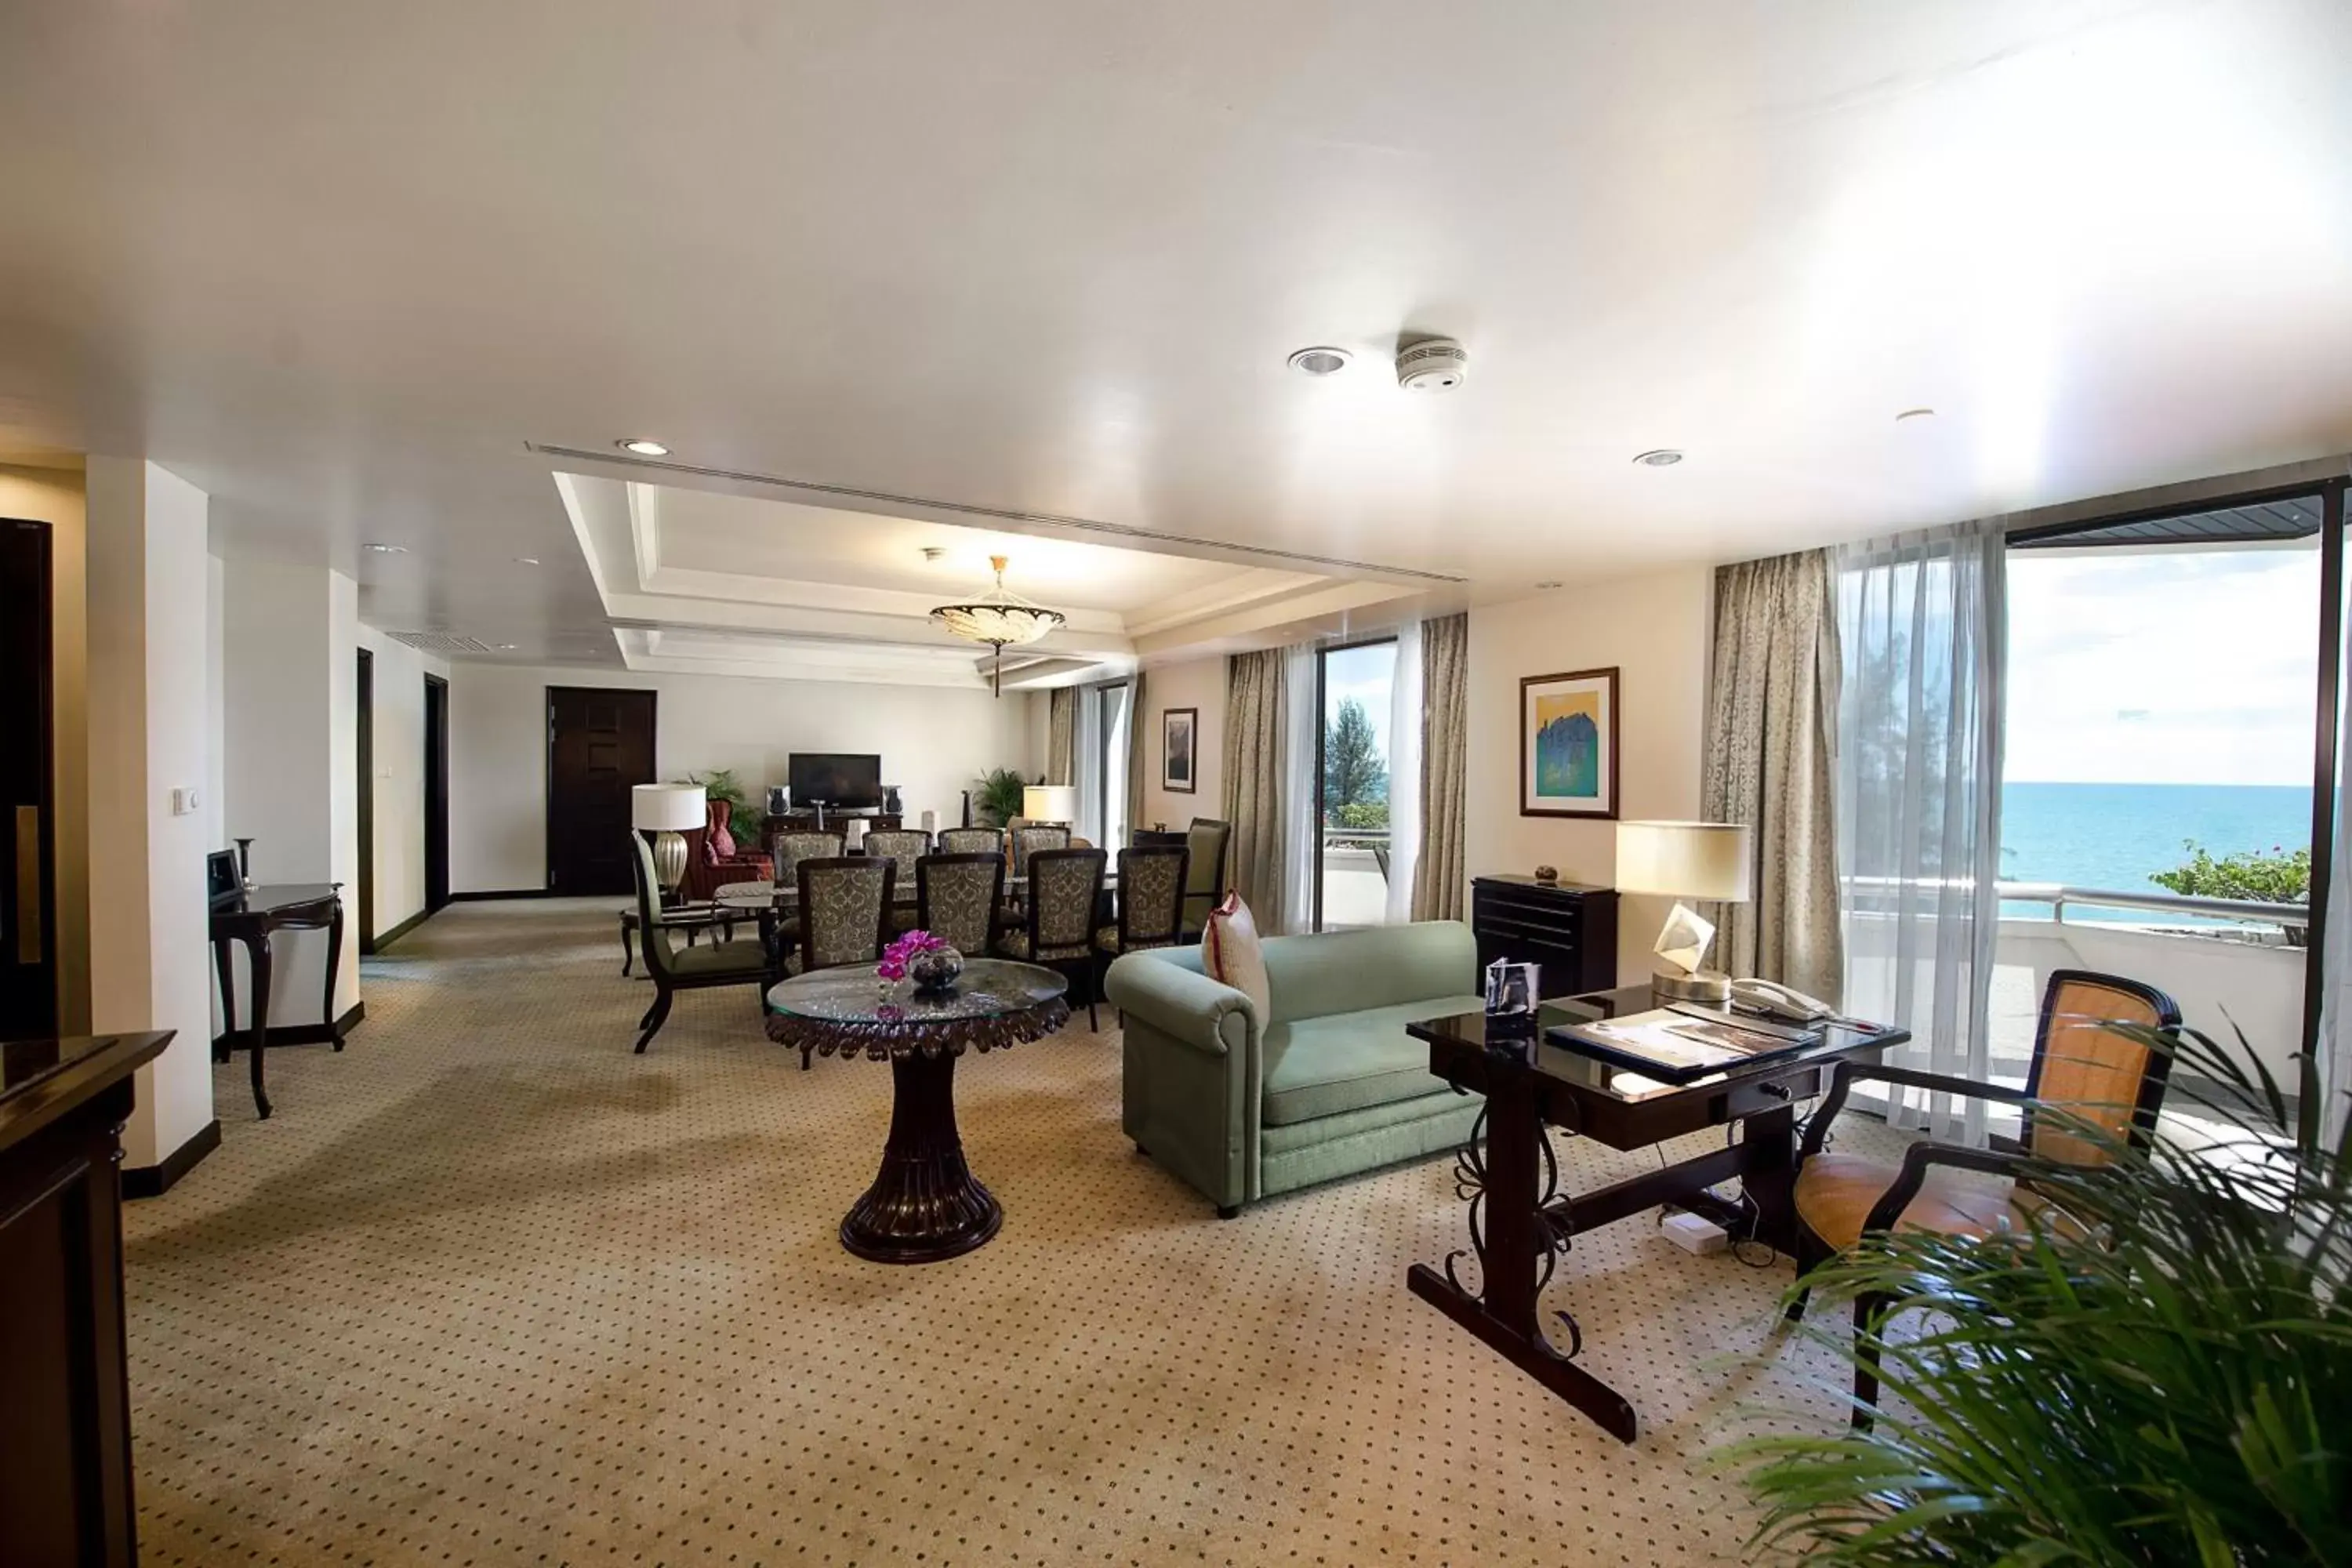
[1614,820,1754,1003]
[1022,784,1080,828]
[633,782,707,899]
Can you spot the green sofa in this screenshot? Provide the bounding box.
[1105,920,1487,1215]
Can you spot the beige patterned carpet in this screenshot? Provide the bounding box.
[123,898,1900,1566]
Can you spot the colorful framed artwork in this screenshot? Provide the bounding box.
[1519,667,1619,818]
[1163,707,1198,794]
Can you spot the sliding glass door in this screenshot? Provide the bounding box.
[1999,487,2340,1095]
[1095,681,1131,850]
[1312,639,1398,931]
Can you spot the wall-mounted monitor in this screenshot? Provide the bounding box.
[788,753,883,808]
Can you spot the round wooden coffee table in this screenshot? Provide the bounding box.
[764,959,1069,1263]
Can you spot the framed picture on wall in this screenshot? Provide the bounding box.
[1519,667,1619,818]
[1163,707,1198,794]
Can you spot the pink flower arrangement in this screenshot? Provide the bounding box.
[877,928,952,983]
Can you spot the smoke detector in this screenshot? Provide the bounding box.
[1396,337,1468,392]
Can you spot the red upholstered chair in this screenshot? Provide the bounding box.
[680,799,772,901]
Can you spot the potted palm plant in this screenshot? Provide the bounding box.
[1733,1026,2350,1564]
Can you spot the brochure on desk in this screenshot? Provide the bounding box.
[1547,1007,1824,1085]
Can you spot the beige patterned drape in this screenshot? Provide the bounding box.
[1412,612,1469,921]
[1047,688,1076,786]
[1123,673,1148,843]
[1220,649,1287,931]
[1701,549,1843,1001]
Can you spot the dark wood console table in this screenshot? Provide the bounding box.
[0,1029,172,1567]
[1404,988,1899,1441]
[209,882,344,1119]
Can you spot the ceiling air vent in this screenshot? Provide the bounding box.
[386,630,496,654]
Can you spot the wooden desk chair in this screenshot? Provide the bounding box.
[1788,967,2182,1427]
[994,847,1106,1029]
[629,833,771,1054]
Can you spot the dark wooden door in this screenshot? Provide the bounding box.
[546,687,656,895]
[1,518,57,1040]
[423,674,449,912]
[356,648,375,953]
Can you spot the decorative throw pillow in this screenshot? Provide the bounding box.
[1203,891,1272,1021]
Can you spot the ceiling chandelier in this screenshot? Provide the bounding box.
[929,554,1066,696]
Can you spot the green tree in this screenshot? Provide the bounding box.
[2150,839,2310,946]
[1321,698,1386,825]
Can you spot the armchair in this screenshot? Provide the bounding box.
[1788,968,2181,1427]
[679,798,773,902]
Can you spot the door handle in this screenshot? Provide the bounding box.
[13,804,40,964]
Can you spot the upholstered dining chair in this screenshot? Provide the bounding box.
[1011,824,1070,879]
[1098,844,1189,960]
[938,826,1002,857]
[784,856,896,1069]
[772,831,844,885]
[629,832,771,1054]
[862,829,931,930]
[994,846,1106,1029]
[1096,844,1189,1023]
[1787,967,2182,1428]
[916,852,1005,959]
[1179,817,1231,940]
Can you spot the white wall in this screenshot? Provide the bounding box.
[219,560,361,1025]
[1137,654,1226,831]
[449,662,1042,892]
[1465,568,1713,984]
[0,464,91,1034]
[83,459,216,1169]
[356,626,451,936]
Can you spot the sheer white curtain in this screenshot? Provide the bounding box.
[1837,521,2009,1144]
[1279,644,1320,934]
[1385,619,1424,925]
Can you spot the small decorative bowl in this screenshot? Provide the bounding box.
[1533,865,1559,885]
[906,944,964,995]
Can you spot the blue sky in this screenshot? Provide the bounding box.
[2003,544,2319,786]
[1321,641,1398,752]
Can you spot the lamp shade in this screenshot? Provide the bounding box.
[631,782,706,833]
[1022,785,1079,823]
[1614,820,1753,902]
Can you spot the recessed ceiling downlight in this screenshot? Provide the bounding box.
[1287,346,1352,376]
[618,438,670,457]
[1896,407,1936,423]
[363,542,408,553]
[1633,449,1684,467]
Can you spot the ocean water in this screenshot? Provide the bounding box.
[1998,781,2311,921]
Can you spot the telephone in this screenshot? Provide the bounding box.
[1727,978,1835,1025]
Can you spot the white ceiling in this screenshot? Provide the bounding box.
[3,2,2351,666]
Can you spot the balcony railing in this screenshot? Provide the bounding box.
[1319,826,1391,929]
[1842,875,2310,1088]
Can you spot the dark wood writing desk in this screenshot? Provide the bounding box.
[1406,986,1901,1442]
[209,882,343,1119]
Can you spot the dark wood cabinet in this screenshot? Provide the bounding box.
[1471,875,1619,1000]
[0,1030,172,1568]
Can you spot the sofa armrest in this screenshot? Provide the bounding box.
[1105,953,1257,1058]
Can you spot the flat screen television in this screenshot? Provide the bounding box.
[788,752,883,808]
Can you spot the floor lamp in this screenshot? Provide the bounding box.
[633,783,706,902]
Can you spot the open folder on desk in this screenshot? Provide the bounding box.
[1547,1007,1824,1084]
